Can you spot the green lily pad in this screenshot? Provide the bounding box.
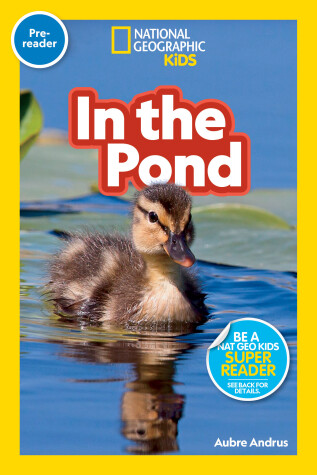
[20,90,43,159]
[192,204,292,230]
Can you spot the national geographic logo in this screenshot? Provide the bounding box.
[111,26,206,66]
[111,26,131,54]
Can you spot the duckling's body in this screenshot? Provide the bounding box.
[47,184,208,325]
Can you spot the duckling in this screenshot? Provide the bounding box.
[47,183,208,326]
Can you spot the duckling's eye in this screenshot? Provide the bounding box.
[148,211,158,223]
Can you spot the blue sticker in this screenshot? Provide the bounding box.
[11,11,68,68]
[206,318,290,401]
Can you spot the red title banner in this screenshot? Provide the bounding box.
[69,86,250,196]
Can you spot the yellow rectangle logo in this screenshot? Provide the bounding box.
[111,26,131,54]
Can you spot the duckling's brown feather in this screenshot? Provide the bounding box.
[47,184,209,326]
[48,232,145,321]
[138,183,191,226]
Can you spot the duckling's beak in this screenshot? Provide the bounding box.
[163,232,196,267]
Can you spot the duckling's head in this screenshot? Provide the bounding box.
[132,183,195,267]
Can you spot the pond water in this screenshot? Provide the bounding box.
[20,146,297,455]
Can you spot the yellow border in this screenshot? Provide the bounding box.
[2,1,313,470]
[111,26,131,54]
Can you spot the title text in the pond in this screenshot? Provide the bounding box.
[69,86,250,196]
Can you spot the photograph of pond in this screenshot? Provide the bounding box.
[20,20,296,455]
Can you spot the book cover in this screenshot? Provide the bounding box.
[12,13,299,458]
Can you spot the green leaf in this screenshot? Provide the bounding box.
[20,90,43,159]
[192,204,292,230]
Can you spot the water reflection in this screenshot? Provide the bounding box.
[50,326,195,454]
[21,257,297,454]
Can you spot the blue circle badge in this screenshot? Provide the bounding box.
[11,11,68,68]
[206,318,289,401]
